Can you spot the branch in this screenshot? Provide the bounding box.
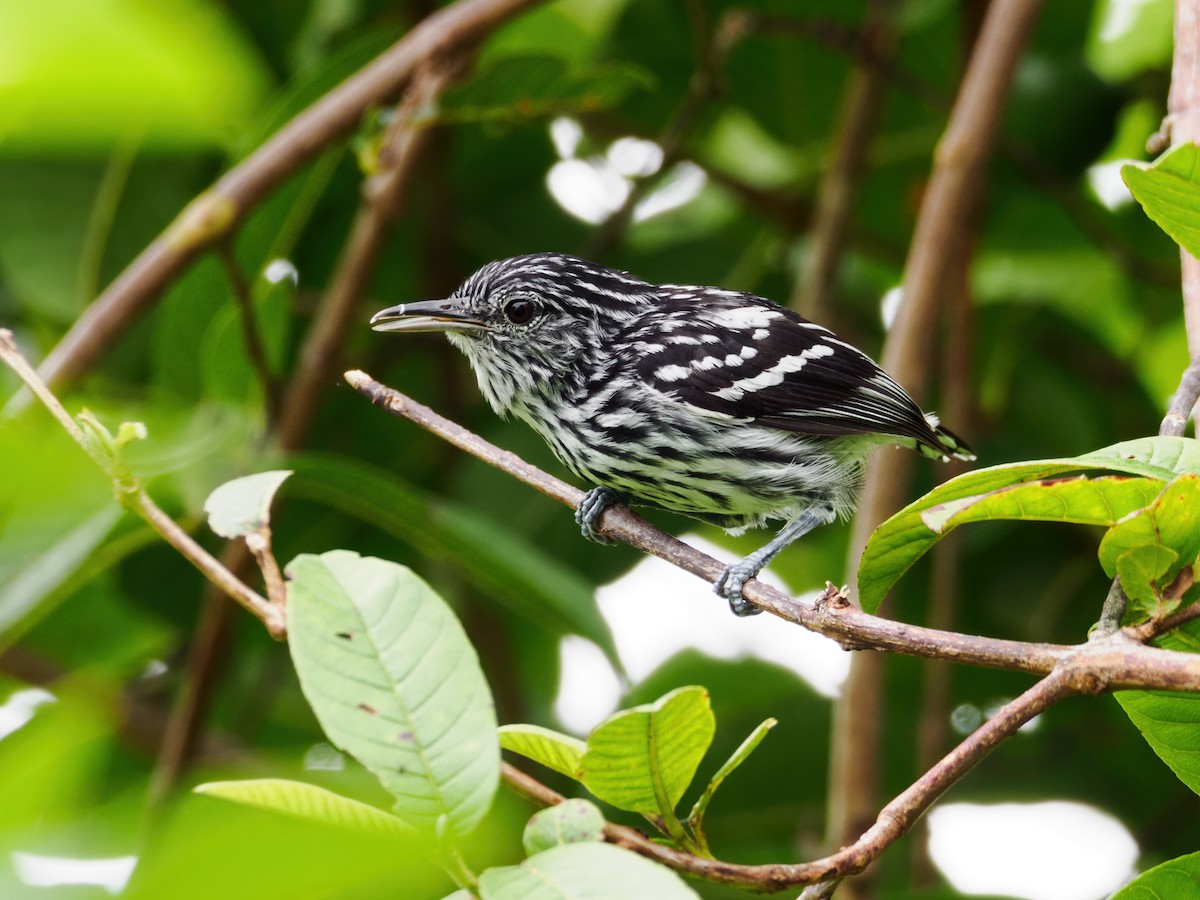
[791,0,899,322]
[341,369,1200,692]
[276,61,459,450]
[0,330,284,638]
[500,665,1081,891]
[31,0,544,394]
[216,243,281,422]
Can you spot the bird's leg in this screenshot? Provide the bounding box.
[575,487,631,545]
[715,507,837,616]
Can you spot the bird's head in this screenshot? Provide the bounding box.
[371,253,651,416]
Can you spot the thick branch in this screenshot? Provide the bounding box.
[33,0,543,393]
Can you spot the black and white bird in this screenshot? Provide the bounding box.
[371,253,973,616]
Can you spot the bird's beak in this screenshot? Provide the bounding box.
[370,299,488,334]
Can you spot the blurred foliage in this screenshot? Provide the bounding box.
[0,0,1194,896]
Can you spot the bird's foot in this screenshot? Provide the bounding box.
[714,561,764,617]
[575,487,629,545]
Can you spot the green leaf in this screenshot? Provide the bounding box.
[920,476,1163,534]
[1123,143,1200,259]
[1112,849,1200,898]
[522,799,605,855]
[478,843,698,899]
[435,55,653,125]
[287,550,499,838]
[580,686,714,816]
[203,469,291,539]
[499,724,586,780]
[1115,686,1200,797]
[287,455,619,665]
[1099,475,1200,615]
[687,717,776,838]
[195,779,411,841]
[858,438,1200,613]
[1115,544,1180,609]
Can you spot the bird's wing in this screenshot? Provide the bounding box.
[622,292,942,448]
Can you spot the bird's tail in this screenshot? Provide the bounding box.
[916,414,975,462]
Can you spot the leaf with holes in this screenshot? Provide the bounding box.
[287,551,499,838]
[580,686,713,816]
[499,724,586,780]
[478,843,699,899]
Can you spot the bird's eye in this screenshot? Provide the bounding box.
[503,298,536,325]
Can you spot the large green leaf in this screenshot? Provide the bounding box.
[1123,143,1200,260]
[287,550,499,838]
[195,779,411,841]
[858,438,1200,612]
[287,455,619,664]
[1112,848,1200,898]
[580,686,713,815]
[478,843,698,899]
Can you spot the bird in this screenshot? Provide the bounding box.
[371,253,973,616]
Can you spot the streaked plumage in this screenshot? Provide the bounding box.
[372,253,972,615]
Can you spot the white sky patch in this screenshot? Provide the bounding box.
[880,285,903,330]
[12,853,137,896]
[928,801,1138,900]
[546,121,705,227]
[1087,159,1135,211]
[550,117,583,159]
[0,687,56,741]
[546,157,631,225]
[633,162,706,222]
[608,136,663,178]
[553,533,851,734]
[264,258,298,285]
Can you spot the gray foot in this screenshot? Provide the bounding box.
[714,562,764,617]
[575,487,629,545]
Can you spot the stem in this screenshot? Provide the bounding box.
[0,330,284,639]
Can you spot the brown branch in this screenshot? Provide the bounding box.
[216,243,281,422]
[500,665,1089,891]
[826,0,1043,868]
[32,0,544,394]
[276,63,458,450]
[341,370,1200,692]
[1170,0,1200,363]
[0,330,285,639]
[791,0,899,323]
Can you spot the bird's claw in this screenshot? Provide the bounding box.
[714,563,763,617]
[575,487,628,545]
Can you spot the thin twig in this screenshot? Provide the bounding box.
[342,370,1200,691]
[0,330,284,638]
[791,0,899,323]
[216,243,281,422]
[31,0,544,394]
[276,62,458,450]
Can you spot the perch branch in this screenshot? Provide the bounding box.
[342,369,1200,692]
